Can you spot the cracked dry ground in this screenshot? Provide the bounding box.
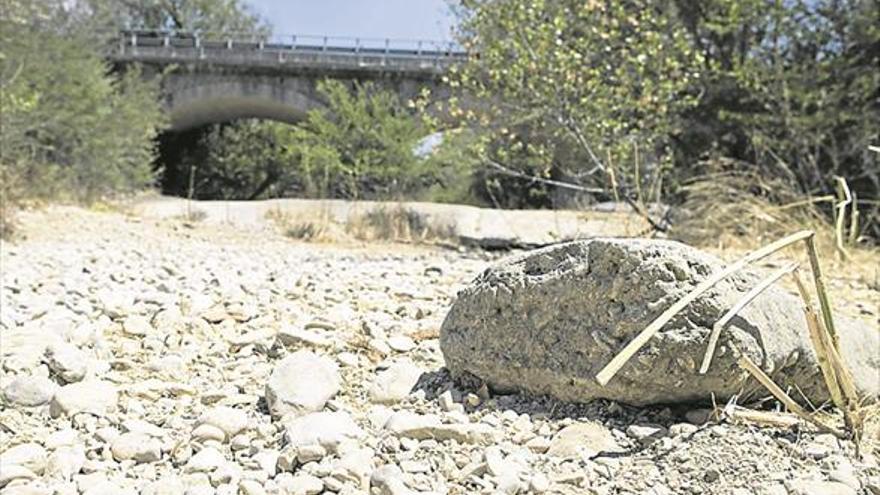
[1,206,878,495]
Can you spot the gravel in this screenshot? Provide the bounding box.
[0,206,876,495]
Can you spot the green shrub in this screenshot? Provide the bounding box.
[1,1,165,206]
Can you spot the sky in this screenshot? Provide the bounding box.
[248,0,458,42]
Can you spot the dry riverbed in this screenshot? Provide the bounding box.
[1,206,878,495]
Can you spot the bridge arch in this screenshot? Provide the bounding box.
[165,79,321,129]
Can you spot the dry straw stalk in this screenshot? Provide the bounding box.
[596,230,813,386]
[834,176,853,259]
[737,352,846,439]
[699,261,799,374]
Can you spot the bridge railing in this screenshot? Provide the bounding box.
[113,29,467,73]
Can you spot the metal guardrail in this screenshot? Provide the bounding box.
[113,30,467,73]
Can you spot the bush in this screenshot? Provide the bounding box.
[289,80,427,200]
[0,1,165,210]
[179,80,444,202]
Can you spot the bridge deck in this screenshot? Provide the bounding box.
[111,31,467,76]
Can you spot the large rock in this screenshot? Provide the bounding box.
[440,238,879,406]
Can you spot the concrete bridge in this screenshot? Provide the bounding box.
[110,31,466,130]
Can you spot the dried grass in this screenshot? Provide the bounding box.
[266,204,455,245]
[672,159,834,249]
[347,206,455,243]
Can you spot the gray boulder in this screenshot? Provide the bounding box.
[440,238,879,406]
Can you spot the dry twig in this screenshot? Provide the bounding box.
[699,261,799,374]
[737,353,846,439]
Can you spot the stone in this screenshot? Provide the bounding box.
[3,375,58,407]
[121,315,152,337]
[485,446,518,478]
[198,406,249,439]
[525,436,551,453]
[785,480,856,495]
[529,473,550,493]
[438,390,456,411]
[283,411,363,454]
[439,238,880,406]
[296,444,326,464]
[1,324,61,372]
[369,360,423,404]
[265,351,340,418]
[81,480,136,495]
[829,467,861,491]
[278,474,323,495]
[626,424,667,445]
[370,465,410,495]
[191,424,226,443]
[239,480,266,495]
[277,327,332,348]
[546,422,623,460]
[120,418,165,438]
[387,335,416,353]
[0,464,37,489]
[50,381,117,417]
[185,447,226,473]
[384,411,494,444]
[331,447,373,487]
[495,472,524,494]
[337,352,359,367]
[669,423,698,437]
[44,343,87,384]
[685,409,714,425]
[252,450,279,477]
[0,484,53,495]
[45,445,86,480]
[0,443,48,475]
[141,477,186,495]
[110,432,162,463]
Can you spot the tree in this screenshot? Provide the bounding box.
[450,0,702,206]
[91,0,269,35]
[287,80,427,200]
[180,80,429,201]
[180,120,294,200]
[671,0,879,236]
[1,0,165,204]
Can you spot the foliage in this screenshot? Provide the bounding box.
[289,80,428,200]
[92,0,269,35]
[177,120,294,200]
[450,0,878,238]
[671,0,879,237]
[450,0,702,205]
[1,0,165,208]
[183,80,430,201]
[414,129,487,206]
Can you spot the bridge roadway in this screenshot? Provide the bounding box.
[109,31,466,129]
[111,30,467,76]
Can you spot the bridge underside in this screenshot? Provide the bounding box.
[137,63,445,131]
[169,94,315,130]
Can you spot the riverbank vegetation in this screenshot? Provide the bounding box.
[2,0,878,242]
